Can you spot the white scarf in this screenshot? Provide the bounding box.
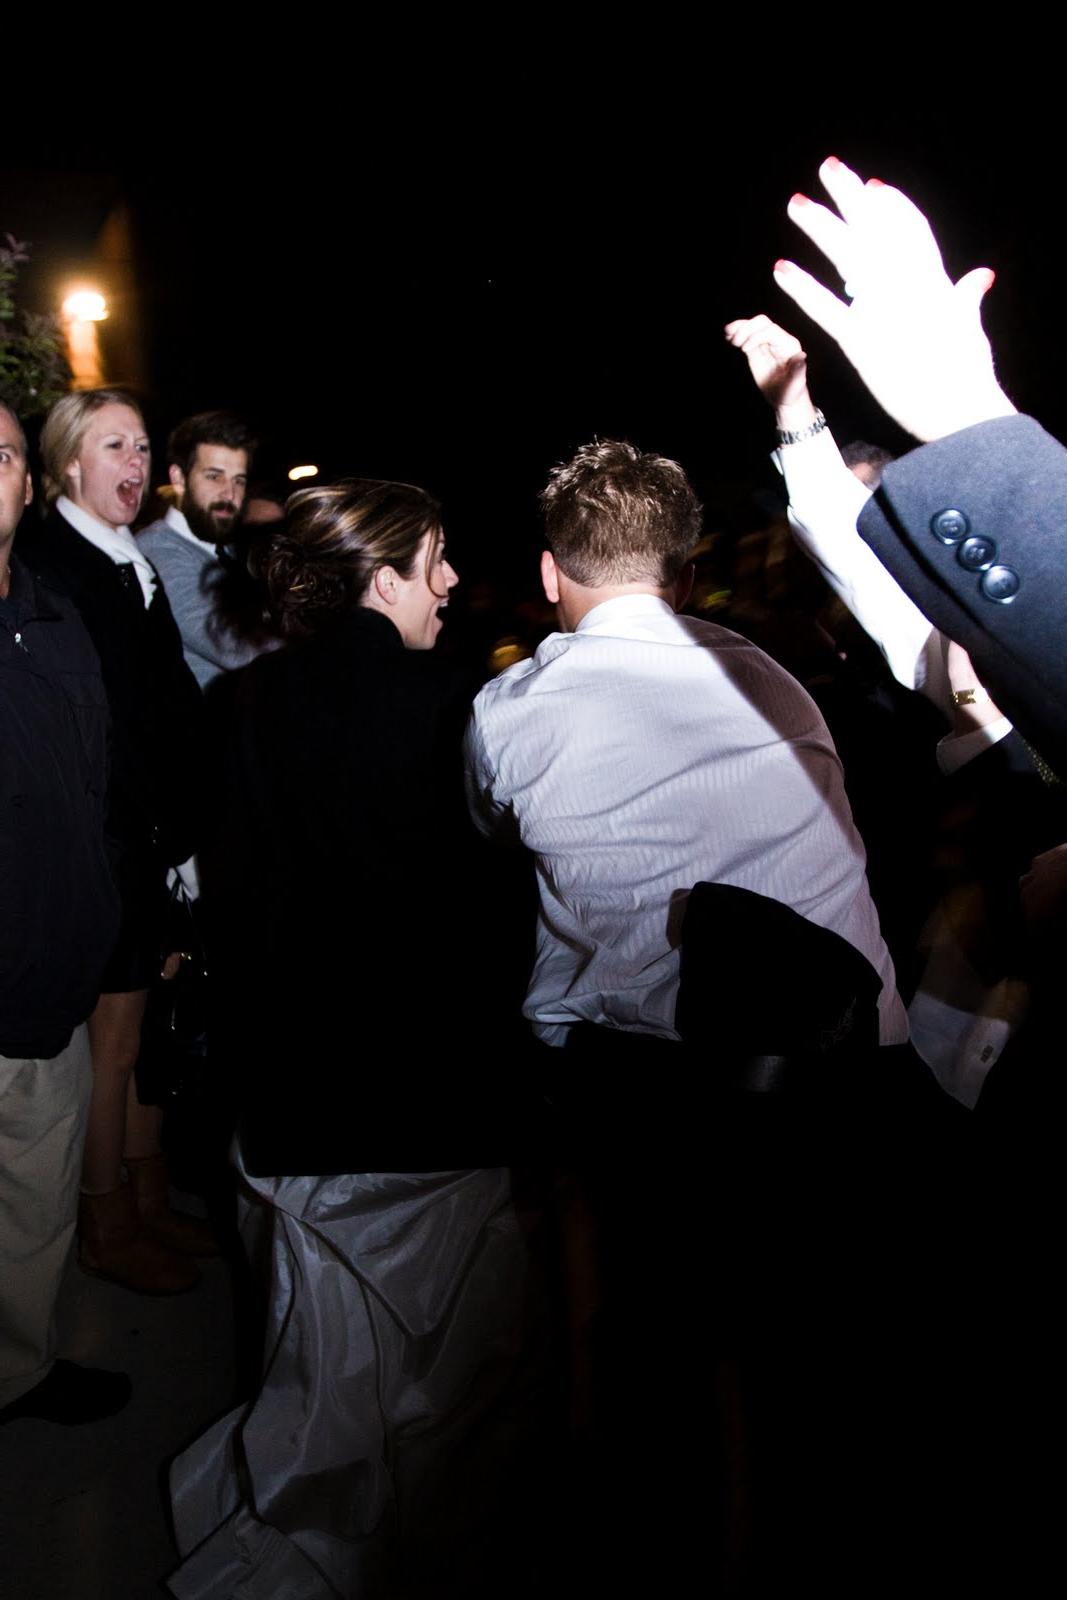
[56,495,157,608]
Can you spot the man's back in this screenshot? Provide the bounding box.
[467,594,906,1046]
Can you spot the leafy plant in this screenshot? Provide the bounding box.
[0,234,72,417]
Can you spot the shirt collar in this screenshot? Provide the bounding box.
[165,503,221,557]
[576,593,676,635]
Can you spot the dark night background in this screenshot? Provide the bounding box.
[2,81,1056,600]
[0,66,1061,1597]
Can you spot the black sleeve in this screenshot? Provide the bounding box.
[858,415,1067,773]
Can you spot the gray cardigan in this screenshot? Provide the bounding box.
[137,517,264,689]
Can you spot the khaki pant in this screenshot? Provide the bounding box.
[0,1027,92,1406]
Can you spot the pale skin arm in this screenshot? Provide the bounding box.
[724,312,940,696]
[724,317,1006,732]
[773,157,1017,442]
[943,639,1006,734]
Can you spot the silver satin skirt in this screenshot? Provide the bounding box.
[167,1166,530,1598]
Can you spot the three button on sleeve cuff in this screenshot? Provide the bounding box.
[929,509,1019,604]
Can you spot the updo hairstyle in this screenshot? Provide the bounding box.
[261,478,442,640]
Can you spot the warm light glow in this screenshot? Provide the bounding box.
[63,290,108,388]
[288,464,319,481]
[489,637,530,675]
[62,289,108,323]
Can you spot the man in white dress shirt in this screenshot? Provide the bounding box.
[138,412,259,688]
[465,438,906,1050]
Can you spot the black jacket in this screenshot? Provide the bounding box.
[0,556,120,1057]
[202,607,533,1173]
[859,415,1067,772]
[17,507,204,863]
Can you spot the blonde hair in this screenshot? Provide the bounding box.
[542,438,701,587]
[39,389,146,505]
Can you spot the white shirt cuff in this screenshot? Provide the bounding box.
[936,717,1014,776]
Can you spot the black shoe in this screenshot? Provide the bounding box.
[0,1360,131,1426]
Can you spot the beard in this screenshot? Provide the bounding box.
[184,494,239,547]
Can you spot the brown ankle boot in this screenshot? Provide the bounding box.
[124,1153,219,1257]
[78,1186,200,1294]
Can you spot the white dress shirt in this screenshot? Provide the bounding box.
[774,430,1014,766]
[776,429,1019,1102]
[466,594,907,1048]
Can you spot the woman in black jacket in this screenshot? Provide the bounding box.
[171,480,536,1598]
[21,391,209,1293]
[204,475,473,1172]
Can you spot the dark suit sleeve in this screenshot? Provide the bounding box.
[858,415,1067,771]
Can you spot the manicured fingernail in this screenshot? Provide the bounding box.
[789,192,810,207]
[823,156,841,170]
[774,259,794,274]
[867,178,885,188]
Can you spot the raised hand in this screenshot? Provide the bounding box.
[773,157,1016,442]
[724,315,811,417]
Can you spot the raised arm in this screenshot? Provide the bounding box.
[767,160,1067,763]
[773,157,1016,442]
[723,312,816,434]
[725,313,938,695]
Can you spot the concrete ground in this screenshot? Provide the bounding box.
[0,1208,239,1600]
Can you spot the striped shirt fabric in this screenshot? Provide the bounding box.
[465,593,907,1048]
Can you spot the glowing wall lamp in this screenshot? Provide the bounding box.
[288,464,319,482]
[62,289,108,323]
[62,286,109,389]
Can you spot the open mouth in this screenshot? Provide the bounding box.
[117,477,143,511]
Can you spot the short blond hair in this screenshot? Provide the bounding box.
[39,389,146,504]
[541,439,702,587]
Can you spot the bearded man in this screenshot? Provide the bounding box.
[139,411,262,687]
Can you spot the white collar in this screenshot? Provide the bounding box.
[56,495,157,608]
[576,593,677,635]
[165,503,221,557]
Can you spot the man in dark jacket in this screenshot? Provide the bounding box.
[0,402,128,1426]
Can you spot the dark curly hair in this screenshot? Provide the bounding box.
[166,411,257,477]
[259,477,442,640]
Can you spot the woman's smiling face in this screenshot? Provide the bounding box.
[66,402,150,530]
